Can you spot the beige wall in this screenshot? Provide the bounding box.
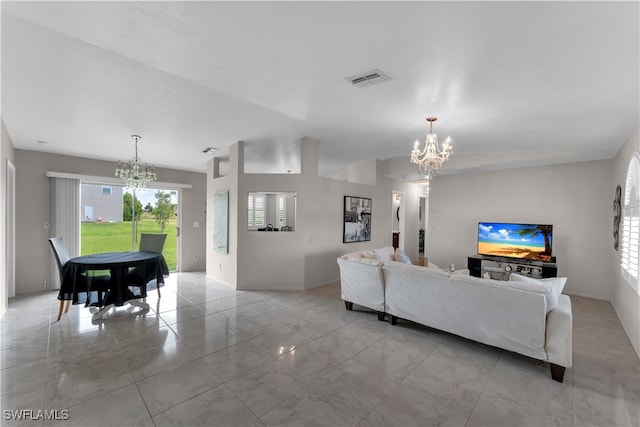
[611,124,640,358]
[1,119,17,317]
[427,159,613,300]
[206,170,238,288]
[15,150,206,295]
[207,140,422,290]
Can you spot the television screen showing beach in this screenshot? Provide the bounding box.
[478,222,553,261]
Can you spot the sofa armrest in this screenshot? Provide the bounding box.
[337,258,385,312]
[545,294,572,369]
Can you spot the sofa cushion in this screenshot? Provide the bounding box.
[347,256,383,266]
[373,246,396,263]
[342,250,374,260]
[510,273,566,293]
[456,274,502,286]
[509,274,558,311]
[457,274,557,312]
[385,261,450,277]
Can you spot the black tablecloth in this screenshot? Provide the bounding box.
[58,251,169,306]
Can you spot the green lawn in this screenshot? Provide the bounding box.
[81,214,177,270]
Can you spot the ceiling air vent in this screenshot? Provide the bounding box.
[346,69,390,87]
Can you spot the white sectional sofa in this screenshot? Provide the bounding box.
[337,248,573,382]
[336,247,394,321]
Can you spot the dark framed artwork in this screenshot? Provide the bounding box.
[343,196,372,243]
[614,184,622,251]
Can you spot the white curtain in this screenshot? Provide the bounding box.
[50,177,80,289]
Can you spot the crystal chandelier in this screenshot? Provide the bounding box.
[115,134,156,190]
[410,117,453,179]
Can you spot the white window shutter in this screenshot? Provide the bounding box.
[620,152,640,292]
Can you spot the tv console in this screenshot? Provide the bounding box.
[467,255,557,280]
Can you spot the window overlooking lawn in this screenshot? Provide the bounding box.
[80,184,179,271]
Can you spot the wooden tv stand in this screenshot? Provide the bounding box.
[467,255,557,280]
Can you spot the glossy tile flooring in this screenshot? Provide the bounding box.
[1,272,639,426]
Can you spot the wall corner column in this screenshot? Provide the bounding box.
[230,141,245,176]
[210,157,220,179]
[301,137,319,177]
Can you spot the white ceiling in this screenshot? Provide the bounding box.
[2,1,638,179]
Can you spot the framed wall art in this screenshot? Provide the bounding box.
[343,196,372,243]
[213,190,229,253]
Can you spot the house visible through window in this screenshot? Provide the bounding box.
[620,152,640,293]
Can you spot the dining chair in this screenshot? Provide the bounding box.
[48,237,110,320]
[49,237,73,321]
[130,233,167,299]
[139,233,167,253]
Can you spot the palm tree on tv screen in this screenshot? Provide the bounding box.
[518,225,552,256]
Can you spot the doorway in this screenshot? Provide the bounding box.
[419,195,429,257]
[392,191,405,251]
[6,160,15,299]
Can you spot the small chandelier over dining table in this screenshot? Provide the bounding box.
[410,116,453,179]
[115,134,156,190]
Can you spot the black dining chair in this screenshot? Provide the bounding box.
[128,233,167,299]
[48,237,110,321]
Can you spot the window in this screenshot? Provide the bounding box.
[277,194,286,228]
[80,184,180,271]
[248,193,265,229]
[620,152,640,292]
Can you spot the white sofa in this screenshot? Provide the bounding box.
[337,248,573,382]
[336,247,393,321]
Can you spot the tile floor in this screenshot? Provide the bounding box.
[1,272,638,427]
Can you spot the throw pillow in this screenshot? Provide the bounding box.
[510,273,566,293]
[343,250,376,262]
[350,257,383,266]
[540,276,567,295]
[510,273,558,311]
[394,251,412,264]
[373,246,395,263]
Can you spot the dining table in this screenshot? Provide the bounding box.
[58,251,169,320]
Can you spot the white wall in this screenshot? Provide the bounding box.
[427,159,612,300]
[15,150,206,294]
[611,124,640,358]
[1,119,17,317]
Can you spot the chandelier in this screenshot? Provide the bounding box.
[115,134,156,190]
[410,117,453,179]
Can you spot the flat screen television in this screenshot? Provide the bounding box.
[478,222,553,262]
